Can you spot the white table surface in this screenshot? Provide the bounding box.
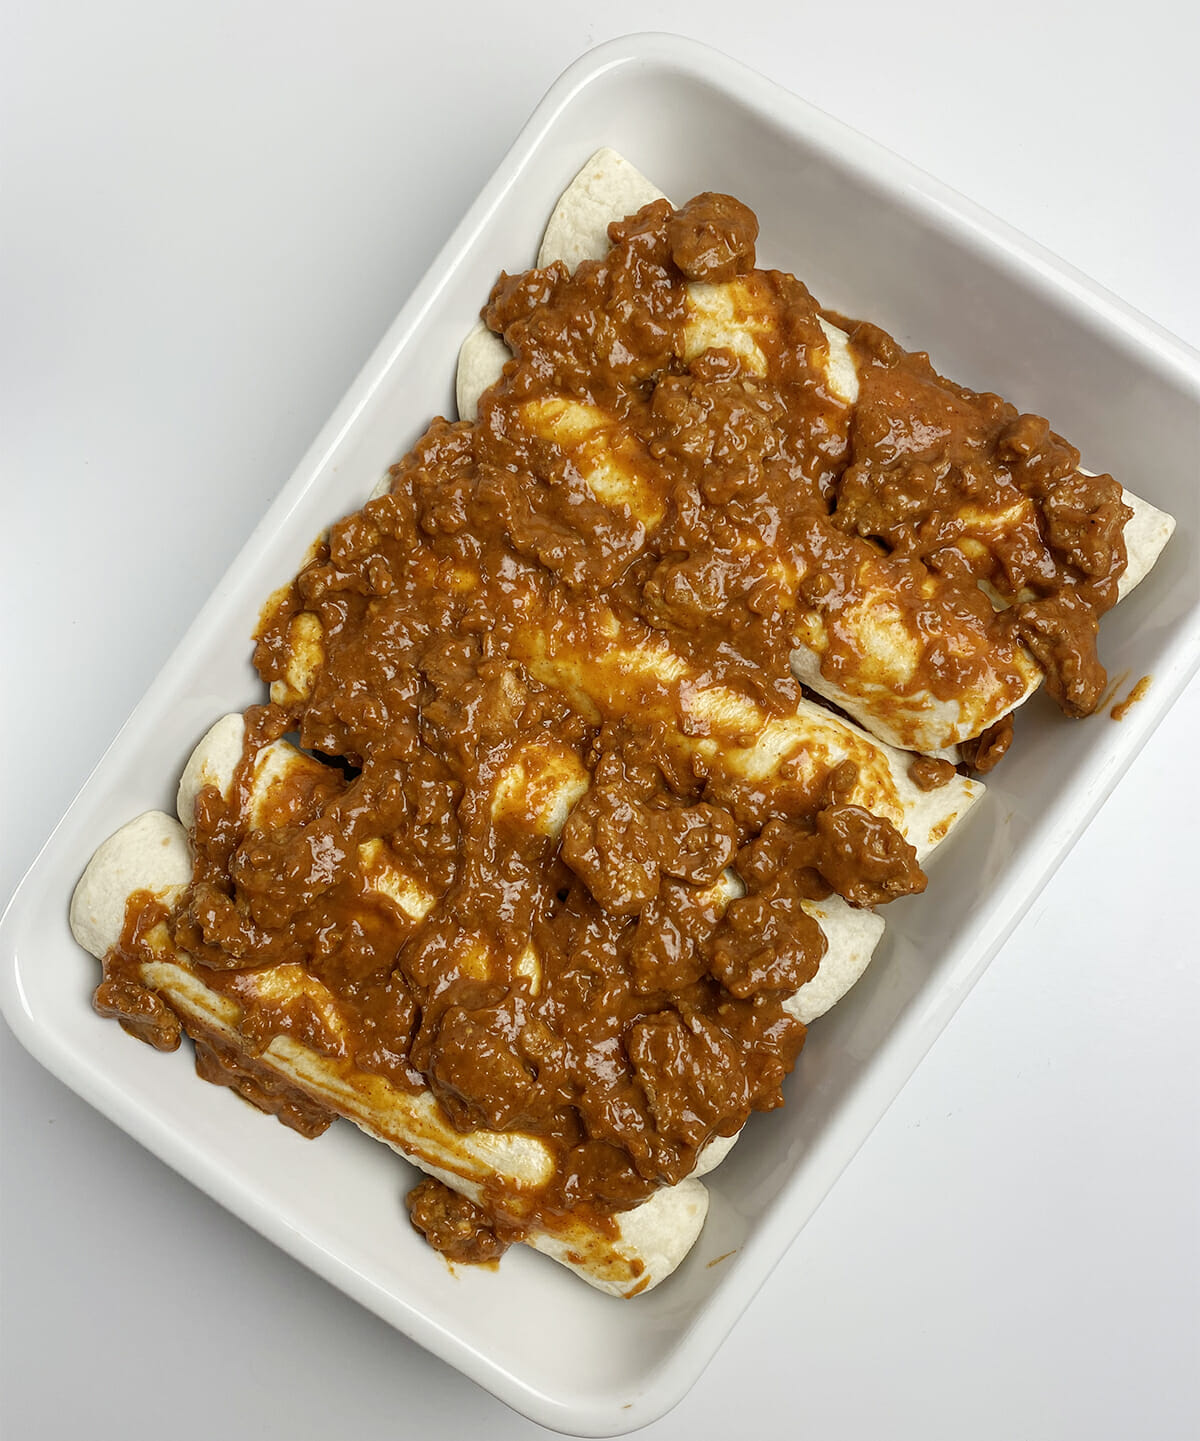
[2,3,1197,1437]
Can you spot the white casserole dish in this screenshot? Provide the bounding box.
[2,31,1198,1436]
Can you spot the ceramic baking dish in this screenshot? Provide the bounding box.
[2,32,1198,1437]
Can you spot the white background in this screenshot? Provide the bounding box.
[2,3,1198,1437]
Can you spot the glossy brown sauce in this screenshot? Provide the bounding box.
[96,192,1131,1264]
[1111,674,1152,721]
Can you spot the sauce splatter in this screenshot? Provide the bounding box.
[1111,675,1152,721]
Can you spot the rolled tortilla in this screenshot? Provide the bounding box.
[786,634,1043,759]
[276,154,988,1197]
[458,149,1175,755]
[784,896,885,1025]
[456,320,512,426]
[537,147,667,272]
[1107,480,1175,603]
[70,799,708,1298]
[706,868,887,1029]
[455,149,666,428]
[70,809,193,958]
[510,612,983,863]
[456,149,859,420]
[788,481,1176,754]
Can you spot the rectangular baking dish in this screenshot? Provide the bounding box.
[2,32,1198,1437]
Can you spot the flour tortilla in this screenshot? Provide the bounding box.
[455,148,859,420]
[286,145,992,1233]
[1113,482,1176,601]
[537,146,667,272]
[514,619,983,863]
[456,319,512,426]
[683,892,887,1178]
[786,641,1043,758]
[789,477,1176,753]
[176,712,244,829]
[726,695,983,864]
[258,592,981,1115]
[456,150,665,425]
[69,809,193,959]
[69,795,709,1298]
[458,149,1175,755]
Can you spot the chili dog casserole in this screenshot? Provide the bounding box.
[69,150,1174,1294]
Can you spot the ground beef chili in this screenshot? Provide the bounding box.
[96,192,1130,1264]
